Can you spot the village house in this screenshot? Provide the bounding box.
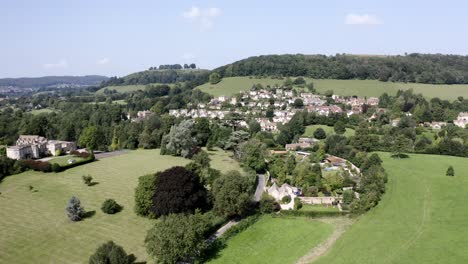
[6,135,76,160]
[454,112,468,128]
[266,182,301,210]
[420,121,447,130]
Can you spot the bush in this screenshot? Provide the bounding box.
[281,195,292,204]
[66,196,85,221]
[259,194,279,214]
[51,163,61,173]
[82,175,93,186]
[342,189,355,204]
[101,199,122,214]
[293,197,303,210]
[18,160,52,172]
[89,241,135,264]
[70,150,91,158]
[446,166,455,176]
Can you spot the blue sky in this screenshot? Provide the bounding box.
[1,0,467,78]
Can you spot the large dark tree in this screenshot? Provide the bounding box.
[89,241,135,264]
[150,166,208,217]
[212,170,253,218]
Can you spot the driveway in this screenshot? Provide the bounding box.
[254,174,265,202]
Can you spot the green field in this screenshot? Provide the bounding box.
[315,152,468,264]
[48,155,87,166]
[208,215,334,264]
[299,204,341,213]
[197,77,468,100]
[30,108,57,115]
[0,149,240,264]
[96,83,175,94]
[303,125,355,139]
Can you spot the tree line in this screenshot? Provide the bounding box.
[213,53,468,84]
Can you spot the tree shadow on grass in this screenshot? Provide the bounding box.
[88,182,99,187]
[83,210,96,219]
[391,153,410,159]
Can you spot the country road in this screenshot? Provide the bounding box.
[254,174,265,202]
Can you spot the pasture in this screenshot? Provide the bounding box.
[0,149,240,264]
[96,83,175,94]
[197,77,468,100]
[208,215,334,264]
[315,152,468,264]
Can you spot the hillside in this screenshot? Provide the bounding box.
[101,69,209,87]
[197,76,468,100]
[213,54,468,84]
[0,75,108,88]
[315,153,468,264]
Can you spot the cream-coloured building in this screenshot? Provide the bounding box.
[6,135,76,160]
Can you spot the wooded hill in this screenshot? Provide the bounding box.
[101,69,210,87]
[0,75,108,88]
[213,54,468,85]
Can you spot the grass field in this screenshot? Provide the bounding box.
[302,125,355,139]
[0,149,240,264]
[208,215,334,264]
[30,108,57,115]
[48,155,87,166]
[299,204,340,213]
[96,83,175,94]
[197,77,468,100]
[315,152,468,264]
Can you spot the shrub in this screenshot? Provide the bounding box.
[18,160,52,172]
[281,195,292,204]
[101,199,122,214]
[89,241,135,264]
[66,196,85,221]
[259,194,279,214]
[293,197,303,210]
[313,128,327,139]
[82,175,93,186]
[446,166,455,176]
[342,189,355,204]
[51,163,61,173]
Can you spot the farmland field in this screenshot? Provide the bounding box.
[315,152,468,264]
[0,149,240,264]
[197,77,468,100]
[208,215,334,264]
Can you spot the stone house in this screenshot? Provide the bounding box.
[6,135,76,160]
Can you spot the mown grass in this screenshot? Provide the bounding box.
[299,204,340,213]
[208,215,334,264]
[302,125,355,139]
[314,152,468,264]
[197,77,468,100]
[0,149,240,264]
[48,155,87,166]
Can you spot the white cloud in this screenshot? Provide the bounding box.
[43,59,68,69]
[345,14,382,25]
[97,57,110,65]
[182,6,222,30]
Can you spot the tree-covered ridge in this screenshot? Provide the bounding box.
[0,75,108,88]
[214,54,468,84]
[102,69,210,87]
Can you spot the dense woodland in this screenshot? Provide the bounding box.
[101,69,209,86]
[214,54,468,84]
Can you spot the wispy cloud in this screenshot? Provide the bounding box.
[97,57,110,65]
[183,6,222,30]
[345,14,382,25]
[43,59,68,69]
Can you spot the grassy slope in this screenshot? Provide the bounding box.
[209,215,334,264]
[0,149,240,264]
[303,125,355,139]
[315,152,468,264]
[96,83,176,94]
[197,77,468,100]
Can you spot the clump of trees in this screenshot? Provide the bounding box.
[89,241,135,264]
[145,212,210,264]
[161,120,198,158]
[212,170,253,218]
[134,166,208,218]
[82,175,93,186]
[66,196,85,221]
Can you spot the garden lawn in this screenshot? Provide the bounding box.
[197,77,468,100]
[302,125,355,139]
[299,204,340,213]
[48,155,87,166]
[0,149,240,264]
[208,215,333,264]
[315,152,468,264]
